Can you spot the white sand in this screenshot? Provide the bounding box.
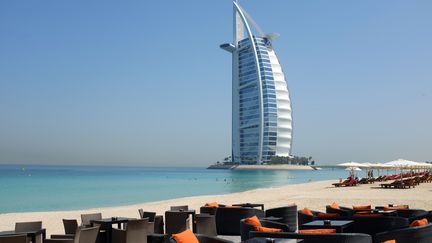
[1,180,431,235]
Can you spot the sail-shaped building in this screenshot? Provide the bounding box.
[220,1,293,164]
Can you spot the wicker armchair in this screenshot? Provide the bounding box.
[215,207,265,235]
[265,205,297,232]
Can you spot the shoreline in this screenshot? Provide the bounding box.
[1,179,431,234]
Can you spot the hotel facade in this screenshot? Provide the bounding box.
[221,1,293,164]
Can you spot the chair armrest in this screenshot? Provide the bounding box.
[44,239,73,243]
[50,235,75,239]
[260,220,290,232]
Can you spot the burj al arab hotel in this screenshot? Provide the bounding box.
[220,1,293,164]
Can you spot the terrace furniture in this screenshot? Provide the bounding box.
[112,219,152,243]
[15,221,45,243]
[240,218,291,241]
[195,214,217,236]
[374,223,432,243]
[215,207,265,235]
[244,238,303,243]
[248,232,372,243]
[146,233,233,243]
[164,211,191,235]
[90,217,130,243]
[265,205,298,232]
[332,179,357,187]
[138,210,164,234]
[349,216,409,236]
[0,234,27,243]
[300,220,354,233]
[50,219,78,239]
[44,226,99,243]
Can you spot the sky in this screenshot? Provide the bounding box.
[0,0,431,166]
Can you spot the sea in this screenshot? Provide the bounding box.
[0,165,348,213]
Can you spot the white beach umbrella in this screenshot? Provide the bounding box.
[338,162,370,168]
[385,159,418,169]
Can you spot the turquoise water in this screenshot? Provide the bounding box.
[0,165,348,213]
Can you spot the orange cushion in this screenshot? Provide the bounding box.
[172,229,199,243]
[353,205,371,210]
[302,208,313,216]
[330,202,340,209]
[410,218,429,227]
[317,213,339,217]
[382,240,396,243]
[354,213,384,217]
[205,202,218,207]
[299,229,336,234]
[384,205,409,210]
[244,215,261,227]
[254,226,283,232]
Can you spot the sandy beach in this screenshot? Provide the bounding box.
[1,179,431,235]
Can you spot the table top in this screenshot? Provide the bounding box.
[302,220,353,226]
[0,229,46,236]
[90,217,130,224]
[244,237,303,243]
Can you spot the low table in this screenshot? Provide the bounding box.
[0,229,46,243]
[300,220,353,233]
[244,238,303,243]
[232,203,265,210]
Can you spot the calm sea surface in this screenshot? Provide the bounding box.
[0,165,348,213]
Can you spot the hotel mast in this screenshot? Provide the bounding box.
[220,1,293,164]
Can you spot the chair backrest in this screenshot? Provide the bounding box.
[265,205,298,231]
[249,232,373,243]
[170,206,188,211]
[63,219,79,235]
[142,212,156,222]
[195,214,217,237]
[15,221,42,232]
[74,226,100,243]
[374,223,432,243]
[81,213,102,227]
[124,219,149,243]
[0,235,28,243]
[165,211,190,235]
[215,207,265,235]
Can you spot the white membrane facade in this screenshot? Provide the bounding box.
[221,1,293,164]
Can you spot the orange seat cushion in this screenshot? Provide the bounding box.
[353,205,371,210]
[330,202,340,209]
[244,215,261,227]
[205,202,219,207]
[382,240,396,243]
[172,229,199,243]
[299,229,337,234]
[254,226,283,232]
[410,218,429,227]
[354,213,384,217]
[317,213,339,217]
[384,205,409,210]
[302,208,313,216]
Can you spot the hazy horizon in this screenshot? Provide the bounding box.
[1,0,431,166]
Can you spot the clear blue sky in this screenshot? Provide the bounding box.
[0,0,431,166]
